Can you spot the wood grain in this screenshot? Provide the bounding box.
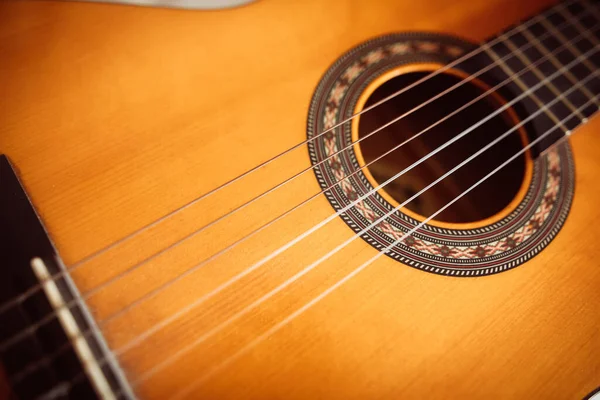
[1,0,599,398]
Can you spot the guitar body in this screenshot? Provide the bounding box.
[1,0,600,398]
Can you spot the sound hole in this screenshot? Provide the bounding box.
[357,69,528,225]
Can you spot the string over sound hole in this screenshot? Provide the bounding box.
[356,69,529,225]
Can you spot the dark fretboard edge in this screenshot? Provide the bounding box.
[0,155,135,400]
[454,0,600,157]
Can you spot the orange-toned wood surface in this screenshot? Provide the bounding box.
[1,0,599,398]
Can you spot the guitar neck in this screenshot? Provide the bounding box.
[470,0,600,156]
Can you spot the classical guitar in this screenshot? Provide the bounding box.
[1,0,600,398]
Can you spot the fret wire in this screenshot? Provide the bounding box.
[540,6,600,75]
[563,1,600,72]
[503,32,584,118]
[517,22,600,109]
[563,3,600,46]
[576,0,600,45]
[540,3,600,121]
[4,4,600,390]
[482,39,571,134]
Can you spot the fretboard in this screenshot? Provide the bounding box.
[458,0,600,155]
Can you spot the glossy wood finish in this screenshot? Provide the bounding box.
[1,0,599,398]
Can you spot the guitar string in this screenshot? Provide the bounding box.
[18,40,600,397]
[0,0,575,318]
[3,15,591,360]
[4,14,596,368]
[119,55,600,393]
[4,10,596,378]
[0,2,591,342]
[43,73,600,400]
[168,102,590,400]
[62,0,569,267]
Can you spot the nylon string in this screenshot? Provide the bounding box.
[0,0,581,319]
[0,0,591,340]
[13,26,600,397]
[2,11,596,361]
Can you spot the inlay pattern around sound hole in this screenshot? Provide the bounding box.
[306,33,575,277]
